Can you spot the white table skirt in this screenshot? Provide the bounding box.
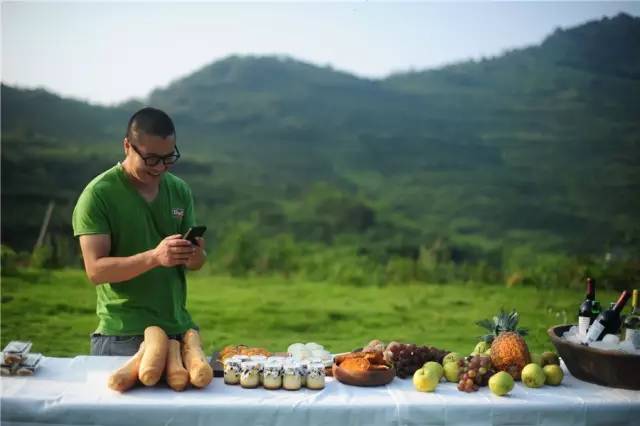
[1,356,639,426]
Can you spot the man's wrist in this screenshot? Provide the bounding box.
[146,249,160,268]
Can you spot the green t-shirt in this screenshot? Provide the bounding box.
[72,163,197,336]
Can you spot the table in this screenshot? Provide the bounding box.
[1,356,639,426]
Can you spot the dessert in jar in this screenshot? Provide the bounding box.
[299,360,309,387]
[240,361,260,389]
[250,355,267,385]
[263,361,283,390]
[306,361,326,390]
[282,360,303,391]
[223,358,242,385]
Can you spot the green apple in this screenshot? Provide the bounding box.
[442,352,463,366]
[413,368,439,392]
[489,371,514,396]
[541,351,560,367]
[521,363,545,388]
[422,361,444,380]
[530,352,542,366]
[443,361,461,383]
[473,341,490,355]
[543,364,564,386]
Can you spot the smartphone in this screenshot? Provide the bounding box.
[182,225,207,245]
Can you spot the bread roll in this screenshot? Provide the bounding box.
[166,339,189,391]
[108,342,145,392]
[181,329,213,388]
[138,326,169,386]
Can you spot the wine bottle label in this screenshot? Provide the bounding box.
[583,321,605,344]
[578,316,591,337]
[625,329,640,349]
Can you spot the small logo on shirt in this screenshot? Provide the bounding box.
[172,208,184,219]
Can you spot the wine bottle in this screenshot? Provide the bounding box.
[578,278,601,337]
[582,290,631,345]
[623,289,639,349]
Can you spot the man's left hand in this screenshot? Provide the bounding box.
[185,237,206,270]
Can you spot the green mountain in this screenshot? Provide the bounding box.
[2,13,639,284]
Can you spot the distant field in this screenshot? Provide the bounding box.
[0,269,621,357]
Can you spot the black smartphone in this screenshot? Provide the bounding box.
[182,225,207,245]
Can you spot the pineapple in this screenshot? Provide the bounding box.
[476,309,531,380]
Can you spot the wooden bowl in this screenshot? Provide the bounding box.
[332,363,395,387]
[548,324,640,390]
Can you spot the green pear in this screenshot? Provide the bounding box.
[489,371,514,396]
[530,353,542,366]
[443,361,461,383]
[543,364,564,386]
[521,363,545,388]
[541,351,560,367]
[413,368,439,392]
[442,352,463,366]
[422,361,444,380]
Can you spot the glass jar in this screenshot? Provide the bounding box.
[223,358,242,385]
[306,361,326,390]
[240,361,260,389]
[263,361,283,390]
[282,361,303,391]
[250,355,267,385]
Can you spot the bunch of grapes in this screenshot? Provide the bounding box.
[457,355,496,392]
[387,342,450,379]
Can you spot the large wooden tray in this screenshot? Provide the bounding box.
[332,363,395,387]
[548,324,640,390]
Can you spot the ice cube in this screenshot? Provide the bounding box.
[562,333,582,345]
[589,341,619,351]
[602,334,620,345]
[618,340,640,354]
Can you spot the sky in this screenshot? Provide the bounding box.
[3,1,640,106]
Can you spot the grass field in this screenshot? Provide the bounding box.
[0,268,621,357]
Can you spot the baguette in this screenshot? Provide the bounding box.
[138,326,169,386]
[166,339,189,391]
[108,342,145,392]
[181,329,213,388]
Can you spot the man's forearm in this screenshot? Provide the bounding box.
[88,250,159,284]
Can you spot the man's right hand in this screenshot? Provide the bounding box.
[153,234,196,267]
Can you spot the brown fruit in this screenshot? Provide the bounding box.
[490,332,531,380]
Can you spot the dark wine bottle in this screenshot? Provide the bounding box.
[582,290,631,345]
[623,290,639,349]
[578,278,601,337]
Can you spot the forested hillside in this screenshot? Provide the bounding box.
[2,14,639,288]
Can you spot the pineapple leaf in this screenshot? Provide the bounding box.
[475,319,495,331]
[476,307,528,338]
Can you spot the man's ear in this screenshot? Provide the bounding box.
[123,137,130,156]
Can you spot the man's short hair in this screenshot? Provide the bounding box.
[126,107,176,141]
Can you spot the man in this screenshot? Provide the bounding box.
[72,107,206,356]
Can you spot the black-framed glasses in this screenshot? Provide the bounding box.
[130,143,180,167]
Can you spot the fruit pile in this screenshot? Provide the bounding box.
[361,340,449,379]
[388,343,449,379]
[456,355,496,392]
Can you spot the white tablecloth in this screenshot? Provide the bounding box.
[1,356,639,426]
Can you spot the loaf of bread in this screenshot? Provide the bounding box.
[181,329,213,388]
[166,339,189,391]
[138,326,169,386]
[108,342,145,392]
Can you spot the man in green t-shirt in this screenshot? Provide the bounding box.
[72,107,206,356]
